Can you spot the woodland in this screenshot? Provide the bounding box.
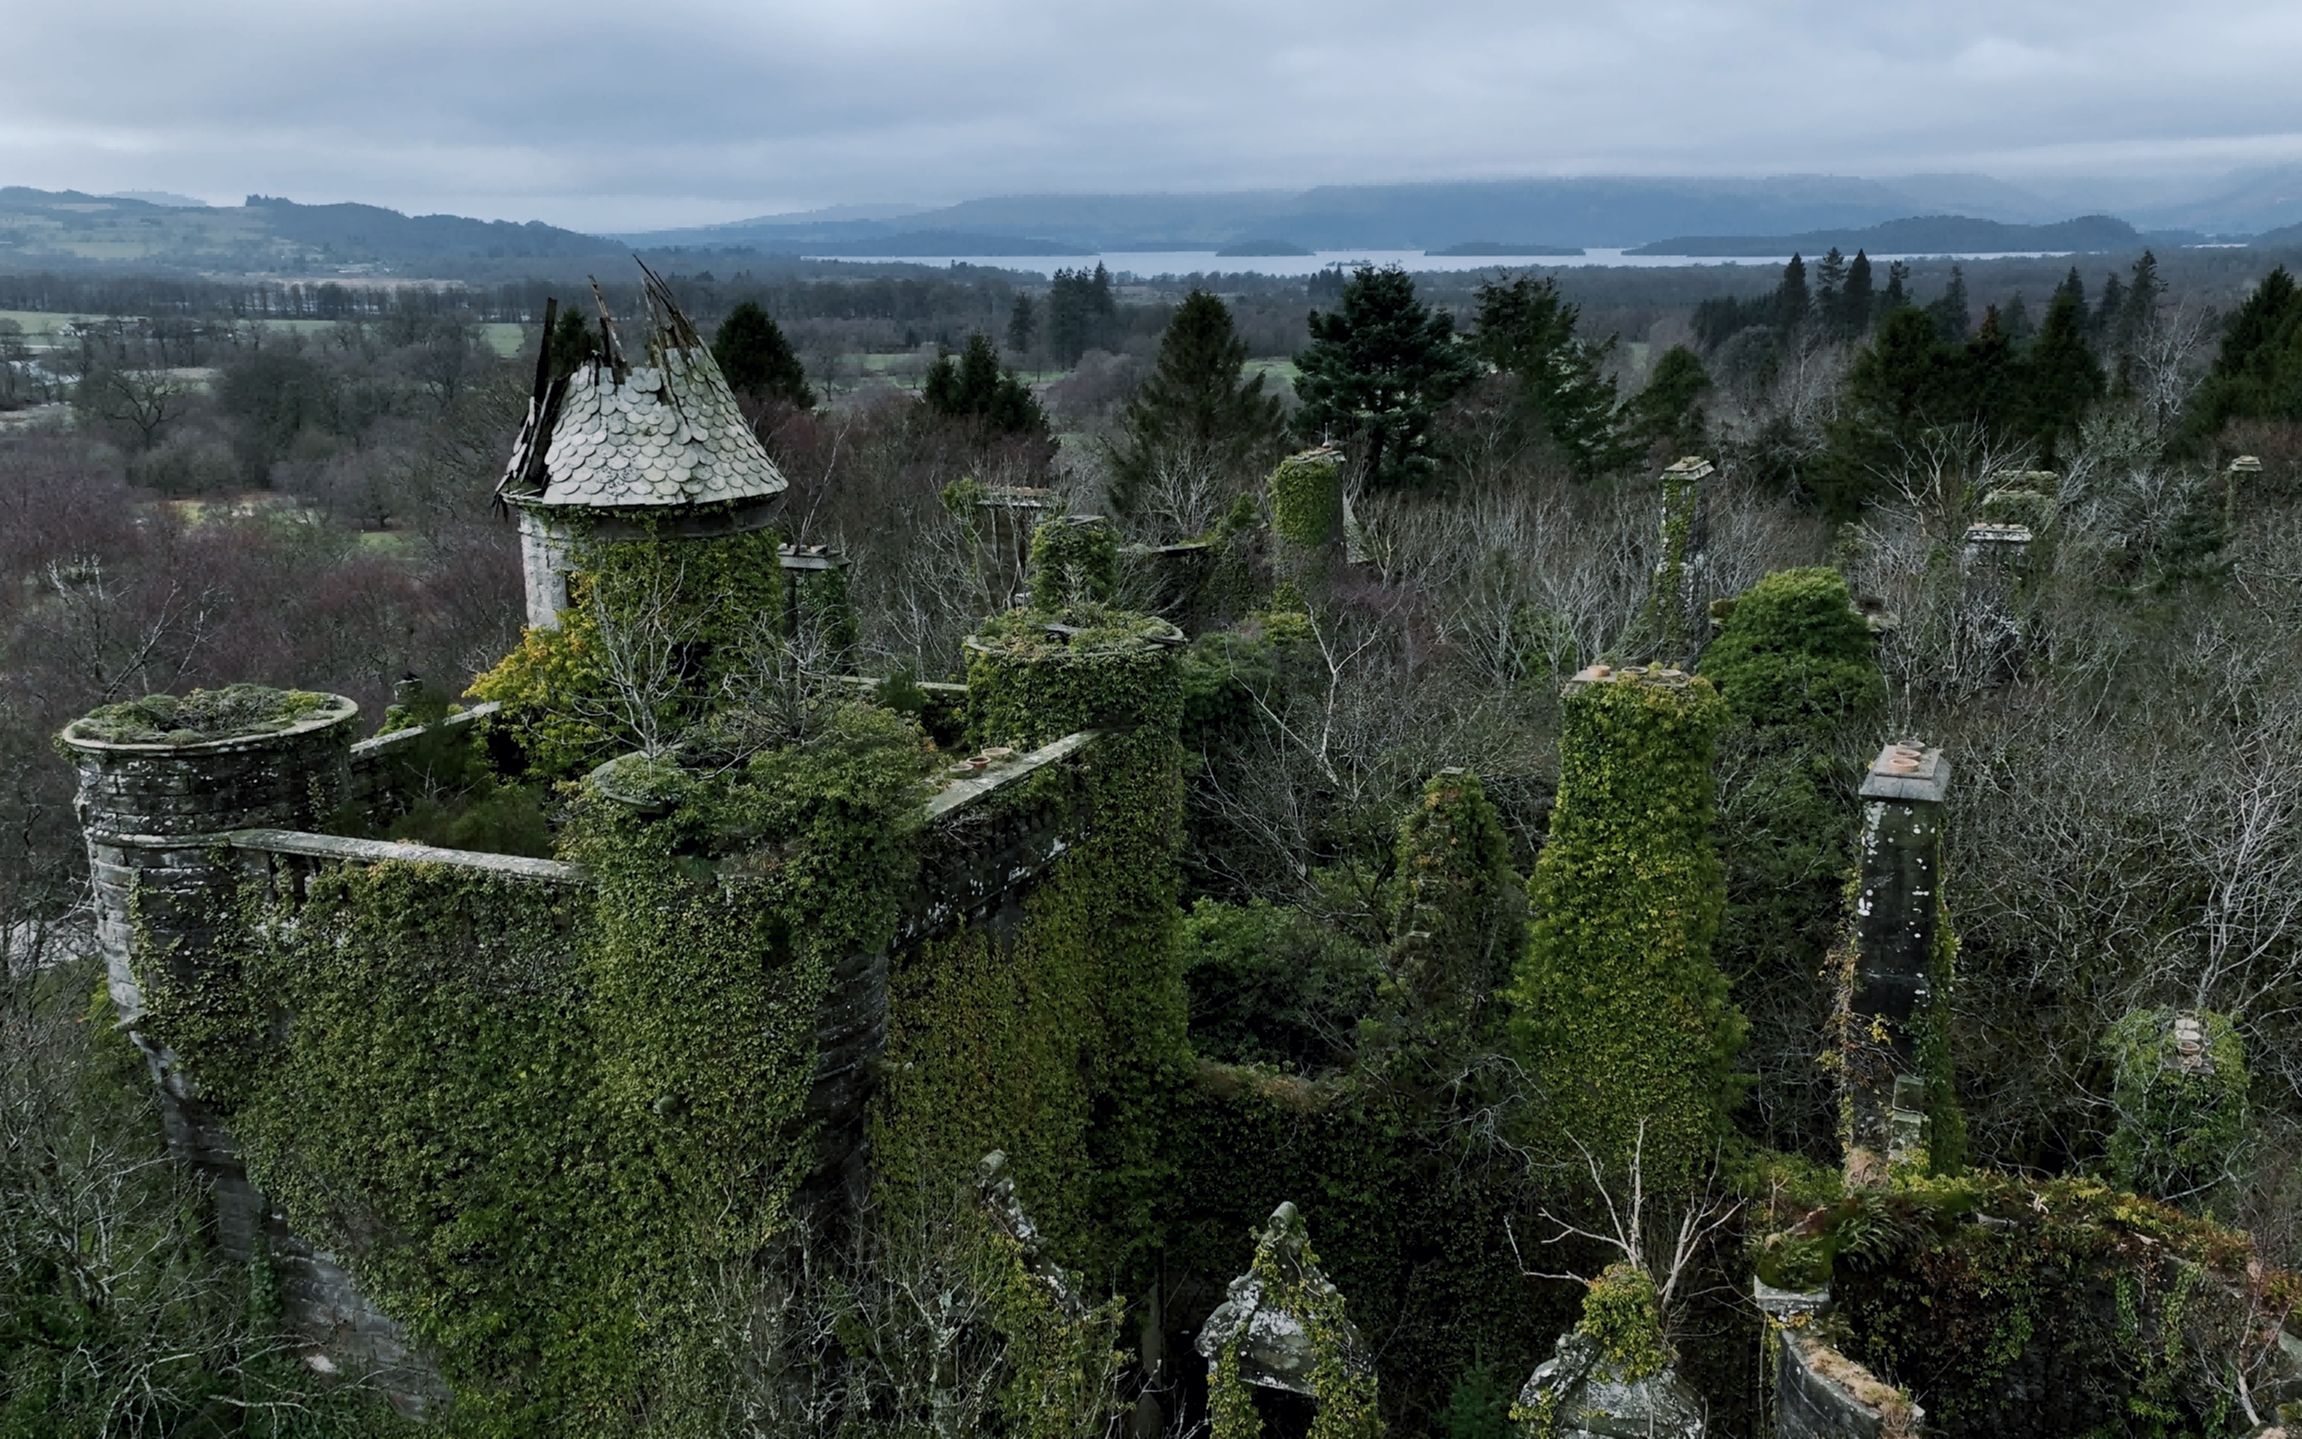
[6,240,2302,1438]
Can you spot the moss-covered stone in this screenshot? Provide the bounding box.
[70,684,345,746]
[1507,666,1744,1190]
[2105,1007,2249,1211]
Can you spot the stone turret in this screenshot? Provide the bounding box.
[1840,740,1955,1184]
[64,691,363,1275]
[497,265,788,628]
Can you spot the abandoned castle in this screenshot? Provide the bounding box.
[61,272,2302,1439]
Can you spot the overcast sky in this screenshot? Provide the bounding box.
[8,0,2302,231]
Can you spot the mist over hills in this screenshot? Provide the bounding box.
[1628,214,2151,258]
[9,167,2302,277]
[623,175,2065,253]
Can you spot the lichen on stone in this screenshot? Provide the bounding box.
[70,684,345,746]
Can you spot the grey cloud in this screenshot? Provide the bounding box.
[7,0,2302,230]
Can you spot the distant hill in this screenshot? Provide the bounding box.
[2126,163,2302,236]
[653,227,1091,258]
[243,196,610,261]
[0,187,617,272]
[105,190,210,208]
[1628,214,2143,257]
[1215,238,1313,256]
[621,175,2072,255]
[1426,241,1585,257]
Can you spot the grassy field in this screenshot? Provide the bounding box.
[1243,356,1300,387]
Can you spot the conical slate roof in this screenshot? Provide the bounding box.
[498,264,787,511]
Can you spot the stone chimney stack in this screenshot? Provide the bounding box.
[1841,740,1955,1185]
[2225,454,2262,536]
[1646,456,1713,667]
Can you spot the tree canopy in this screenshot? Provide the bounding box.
[1105,289,1286,520]
[711,300,815,409]
[1293,265,1479,492]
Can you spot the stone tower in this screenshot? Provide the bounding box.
[496,264,789,629]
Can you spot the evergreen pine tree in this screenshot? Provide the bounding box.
[1815,248,1847,335]
[1046,267,1102,366]
[1882,260,1911,312]
[1959,306,2019,437]
[1773,253,1811,333]
[1626,345,1712,456]
[923,332,1049,439]
[2095,273,2126,352]
[547,304,598,381]
[2124,250,2164,343]
[1006,293,1037,357]
[2001,292,2035,347]
[2051,266,2090,339]
[711,300,815,408]
[1294,265,1480,491]
[1104,289,1286,519]
[2182,265,2302,445]
[2019,285,2106,465]
[1817,308,1953,517]
[1470,275,1631,477]
[1840,250,1876,340]
[1925,266,1971,342]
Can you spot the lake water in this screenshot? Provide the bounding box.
[806,247,2072,279]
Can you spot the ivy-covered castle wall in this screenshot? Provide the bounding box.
[64,653,1175,1431]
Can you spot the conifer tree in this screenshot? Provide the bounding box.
[1104,289,1286,519]
[547,304,598,381]
[1626,345,1712,456]
[1925,266,1972,342]
[1471,275,1631,477]
[1815,248,1847,334]
[1773,253,1811,333]
[2001,292,2035,346]
[711,300,815,408]
[2019,285,2106,465]
[924,332,1048,438]
[2051,266,2090,338]
[1840,249,1876,340]
[1046,265,1119,365]
[1006,293,1037,357]
[1882,260,1911,312]
[1294,265,1479,491]
[2182,265,2302,445]
[2124,250,2164,340]
[2095,273,2126,352]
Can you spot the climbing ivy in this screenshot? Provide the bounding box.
[1026,515,1120,609]
[1507,667,1745,1191]
[1269,446,1344,550]
[1574,1263,1668,1381]
[467,521,786,777]
[1699,568,1883,734]
[874,602,1188,1283]
[1808,1173,2298,1439]
[1699,568,1885,1160]
[132,701,929,1437]
[1205,1205,1383,1439]
[1371,769,1520,1063]
[2104,1007,2248,1211]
